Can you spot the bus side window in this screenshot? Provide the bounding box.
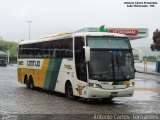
[34,43,42,58]
[61,38,73,58]
[75,37,87,82]
[43,42,50,58]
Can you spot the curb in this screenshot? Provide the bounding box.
[136,70,160,76]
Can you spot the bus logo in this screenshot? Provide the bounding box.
[76,85,85,95]
[64,64,72,69]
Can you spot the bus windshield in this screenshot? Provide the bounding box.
[87,36,135,81]
[87,36,130,49]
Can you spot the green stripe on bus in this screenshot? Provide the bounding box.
[43,59,62,91]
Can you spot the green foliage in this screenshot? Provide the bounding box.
[134,54,157,62]
[151,29,160,51]
[143,56,157,62]
[0,40,18,57]
[133,54,139,60]
[10,57,17,63]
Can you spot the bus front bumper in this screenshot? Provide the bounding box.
[85,86,134,98]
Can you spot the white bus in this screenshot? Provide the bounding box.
[17,31,135,100]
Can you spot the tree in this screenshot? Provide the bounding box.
[150,29,160,51]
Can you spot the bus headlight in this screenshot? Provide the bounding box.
[89,83,102,88]
[128,82,135,87]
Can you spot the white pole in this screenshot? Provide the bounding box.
[27,21,32,40]
[7,50,10,63]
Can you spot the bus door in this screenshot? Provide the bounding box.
[74,37,87,84]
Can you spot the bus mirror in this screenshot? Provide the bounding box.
[83,46,90,61]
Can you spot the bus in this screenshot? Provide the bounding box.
[17,30,135,100]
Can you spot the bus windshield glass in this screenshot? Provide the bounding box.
[87,36,130,49]
[87,36,135,81]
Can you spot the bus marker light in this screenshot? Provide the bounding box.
[123,81,129,85]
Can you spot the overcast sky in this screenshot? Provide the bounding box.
[0,0,160,47]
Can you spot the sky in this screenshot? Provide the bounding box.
[0,0,160,47]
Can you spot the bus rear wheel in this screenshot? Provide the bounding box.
[25,77,34,90]
[65,82,75,100]
[30,80,34,90]
[26,79,30,89]
[29,76,34,90]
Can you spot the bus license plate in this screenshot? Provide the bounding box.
[111,92,118,96]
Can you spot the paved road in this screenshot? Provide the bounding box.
[0,64,160,119]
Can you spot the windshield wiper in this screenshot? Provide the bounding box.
[114,56,120,71]
[110,51,115,81]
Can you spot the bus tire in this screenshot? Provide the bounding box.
[29,76,34,90]
[30,80,34,90]
[65,82,75,100]
[24,75,28,84]
[26,79,30,89]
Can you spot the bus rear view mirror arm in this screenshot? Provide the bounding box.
[83,46,90,62]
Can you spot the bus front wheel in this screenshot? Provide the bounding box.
[65,82,75,100]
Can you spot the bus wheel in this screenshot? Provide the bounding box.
[30,81,34,90]
[26,79,30,89]
[29,77,34,90]
[65,82,75,100]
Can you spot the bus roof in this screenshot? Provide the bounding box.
[74,32,127,37]
[19,32,127,45]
